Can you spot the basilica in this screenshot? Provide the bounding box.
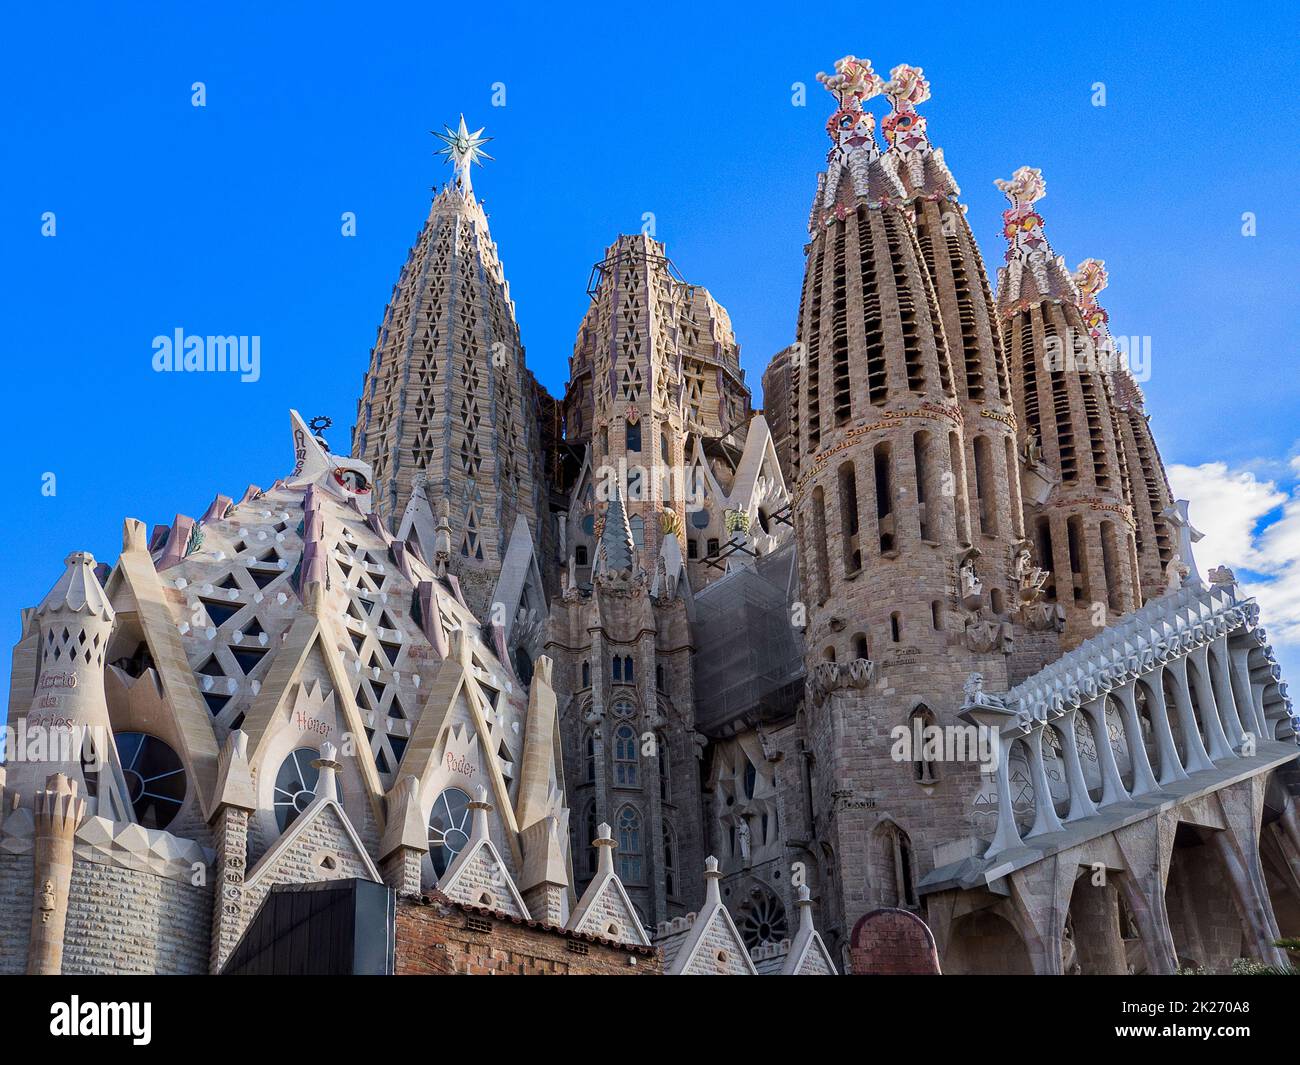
[3,56,1296,976]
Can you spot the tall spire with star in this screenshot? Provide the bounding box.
[353,121,550,619]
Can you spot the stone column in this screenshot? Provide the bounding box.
[1136,673,1189,786]
[208,729,257,974]
[1206,638,1246,748]
[1117,872,1178,975]
[1110,681,1160,797]
[1209,830,1288,968]
[1080,698,1129,807]
[1187,645,1234,761]
[381,848,424,895]
[1229,643,1268,741]
[1163,659,1215,773]
[1055,712,1099,822]
[208,806,250,973]
[1022,725,1065,837]
[987,734,1024,854]
[27,773,85,975]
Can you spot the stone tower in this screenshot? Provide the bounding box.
[995,168,1141,647]
[563,235,750,577]
[1073,258,1178,604]
[788,56,1012,947]
[353,118,548,617]
[881,66,1026,629]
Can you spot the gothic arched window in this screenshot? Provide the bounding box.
[614,725,639,786]
[585,804,598,876]
[910,706,939,784]
[626,420,642,452]
[663,820,677,897]
[630,515,644,548]
[658,734,671,803]
[617,806,643,883]
[583,728,596,783]
[581,660,591,687]
[623,655,635,683]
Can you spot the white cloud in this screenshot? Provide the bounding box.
[1168,458,1300,651]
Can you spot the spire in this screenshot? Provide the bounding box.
[432,115,492,198]
[354,126,547,606]
[817,55,884,157]
[594,485,636,575]
[37,552,114,623]
[995,166,1049,262]
[881,64,932,155]
[795,883,815,935]
[1072,258,1126,380]
[594,821,616,876]
[993,166,1078,312]
[811,55,904,226]
[881,64,959,198]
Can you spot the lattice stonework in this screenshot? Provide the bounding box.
[353,166,545,572]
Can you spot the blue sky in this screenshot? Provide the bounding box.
[2,1,1297,694]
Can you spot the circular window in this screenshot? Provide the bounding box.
[274,747,333,832]
[115,733,187,830]
[580,514,595,536]
[738,889,789,951]
[691,507,711,529]
[428,787,473,877]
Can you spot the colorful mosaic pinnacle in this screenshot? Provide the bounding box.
[817,55,883,151]
[882,63,932,151]
[2,53,1294,980]
[995,164,1050,262]
[1073,257,1112,346]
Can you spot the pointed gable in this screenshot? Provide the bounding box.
[656,856,757,975]
[781,886,838,975]
[569,822,651,947]
[437,786,530,919]
[241,743,381,926]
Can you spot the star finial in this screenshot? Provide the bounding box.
[432,115,493,196]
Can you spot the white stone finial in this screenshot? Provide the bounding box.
[37,551,114,622]
[468,784,492,842]
[594,821,616,877]
[311,742,342,802]
[796,884,815,934]
[703,855,722,906]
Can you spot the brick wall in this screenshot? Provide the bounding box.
[395,897,660,976]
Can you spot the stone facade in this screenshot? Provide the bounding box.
[3,55,1296,978]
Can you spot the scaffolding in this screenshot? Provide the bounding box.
[692,541,805,736]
